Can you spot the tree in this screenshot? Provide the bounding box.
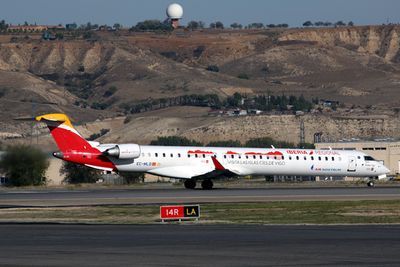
[209,22,216,29]
[207,140,242,147]
[113,23,122,30]
[206,65,219,72]
[60,161,101,184]
[150,136,203,146]
[119,172,144,184]
[132,20,172,32]
[248,23,264,29]
[303,21,313,27]
[230,22,242,29]
[335,21,346,27]
[0,145,48,186]
[187,21,199,30]
[215,21,224,29]
[0,20,8,31]
[245,137,294,148]
[348,21,354,26]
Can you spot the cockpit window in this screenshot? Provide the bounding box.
[364,156,375,161]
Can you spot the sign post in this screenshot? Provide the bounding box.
[160,205,200,222]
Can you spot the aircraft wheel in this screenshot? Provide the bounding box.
[201,179,213,190]
[367,181,375,187]
[184,179,196,189]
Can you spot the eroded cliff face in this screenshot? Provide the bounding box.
[279,26,400,62]
[182,114,400,145]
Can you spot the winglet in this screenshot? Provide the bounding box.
[211,156,225,171]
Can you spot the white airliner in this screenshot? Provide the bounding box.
[35,113,390,189]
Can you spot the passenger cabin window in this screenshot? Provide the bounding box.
[282,156,284,160]
[178,153,181,158]
[289,156,292,160]
[203,154,206,158]
[231,155,234,159]
[296,156,299,160]
[304,156,307,160]
[188,154,190,158]
[325,157,328,161]
[253,155,256,159]
[364,156,375,161]
[246,156,249,159]
[259,155,262,159]
[170,153,173,158]
[332,157,335,161]
[311,156,314,161]
[155,153,158,157]
[195,154,198,158]
[318,156,321,161]
[162,153,166,157]
[224,155,227,159]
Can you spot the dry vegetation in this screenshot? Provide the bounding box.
[1,25,400,145]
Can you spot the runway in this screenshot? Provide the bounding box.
[0,186,399,206]
[0,224,399,266]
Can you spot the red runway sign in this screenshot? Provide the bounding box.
[160,205,200,221]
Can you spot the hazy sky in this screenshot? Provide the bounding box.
[1,0,399,27]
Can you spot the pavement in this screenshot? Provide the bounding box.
[0,224,399,266]
[0,186,399,206]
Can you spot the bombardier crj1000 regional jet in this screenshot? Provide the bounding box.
[36,113,389,189]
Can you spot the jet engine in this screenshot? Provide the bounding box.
[104,144,141,159]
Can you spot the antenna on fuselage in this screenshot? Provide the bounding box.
[271,145,275,149]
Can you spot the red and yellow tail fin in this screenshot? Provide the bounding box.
[35,113,95,153]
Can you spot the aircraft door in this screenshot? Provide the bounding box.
[347,156,356,172]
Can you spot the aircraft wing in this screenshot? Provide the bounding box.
[147,156,241,180]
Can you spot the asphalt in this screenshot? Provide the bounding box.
[0,186,399,206]
[0,224,398,266]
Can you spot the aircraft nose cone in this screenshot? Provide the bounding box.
[384,166,390,174]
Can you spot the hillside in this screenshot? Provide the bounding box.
[1,25,400,144]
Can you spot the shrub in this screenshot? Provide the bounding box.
[206,65,219,72]
[61,161,101,184]
[0,145,48,186]
[237,73,249,80]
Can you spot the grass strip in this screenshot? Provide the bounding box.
[0,200,400,224]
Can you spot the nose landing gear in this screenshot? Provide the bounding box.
[367,181,375,187]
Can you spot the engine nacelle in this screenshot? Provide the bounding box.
[104,144,141,159]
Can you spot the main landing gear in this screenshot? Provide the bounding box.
[201,179,213,190]
[184,179,214,190]
[184,179,196,189]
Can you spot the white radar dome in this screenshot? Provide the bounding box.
[166,3,183,19]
